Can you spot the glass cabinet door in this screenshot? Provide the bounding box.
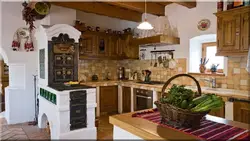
[97,36,108,56]
[99,38,105,53]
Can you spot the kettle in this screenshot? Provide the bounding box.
[92,74,98,81]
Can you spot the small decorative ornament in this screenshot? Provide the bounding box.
[197,19,210,31]
[12,27,34,52]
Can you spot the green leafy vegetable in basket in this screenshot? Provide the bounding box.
[160,84,195,109]
[159,85,224,112]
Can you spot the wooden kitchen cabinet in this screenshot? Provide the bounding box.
[79,33,97,58]
[109,36,120,59]
[79,31,138,60]
[215,6,250,56]
[241,12,250,51]
[208,106,225,118]
[96,35,109,57]
[233,101,250,124]
[122,87,131,113]
[100,86,118,115]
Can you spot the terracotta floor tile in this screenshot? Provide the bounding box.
[0,115,114,140]
[1,132,15,140]
[9,134,29,140]
[1,130,12,137]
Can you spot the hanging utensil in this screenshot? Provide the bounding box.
[163,58,169,68]
[150,53,153,66]
[158,55,163,64]
[168,52,176,69]
[154,53,157,67]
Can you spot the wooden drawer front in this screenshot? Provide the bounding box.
[234,101,250,124]
[100,86,118,114]
[122,87,131,113]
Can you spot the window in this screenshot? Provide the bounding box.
[202,42,224,73]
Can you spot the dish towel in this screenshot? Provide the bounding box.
[247,47,250,73]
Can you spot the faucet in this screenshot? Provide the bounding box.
[201,78,216,88]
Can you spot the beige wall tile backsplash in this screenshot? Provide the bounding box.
[78,56,250,91]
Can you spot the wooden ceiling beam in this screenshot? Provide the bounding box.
[51,2,142,22]
[159,1,196,9]
[105,2,165,16]
[157,2,173,6]
[174,2,197,9]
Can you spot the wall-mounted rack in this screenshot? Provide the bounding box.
[150,50,175,59]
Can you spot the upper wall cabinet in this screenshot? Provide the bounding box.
[215,6,250,56]
[79,31,139,60]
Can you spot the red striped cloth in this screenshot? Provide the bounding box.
[133,110,250,140]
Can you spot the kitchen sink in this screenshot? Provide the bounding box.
[136,81,165,85]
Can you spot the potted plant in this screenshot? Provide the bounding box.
[199,58,209,73]
[210,64,219,73]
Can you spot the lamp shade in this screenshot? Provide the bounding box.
[137,21,153,30]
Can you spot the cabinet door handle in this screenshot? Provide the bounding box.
[241,38,244,48]
[136,95,152,99]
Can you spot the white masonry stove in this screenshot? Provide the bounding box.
[35,24,97,139]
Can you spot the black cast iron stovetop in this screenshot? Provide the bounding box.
[49,84,93,91]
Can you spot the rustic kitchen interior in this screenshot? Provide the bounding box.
[0,0,250,140]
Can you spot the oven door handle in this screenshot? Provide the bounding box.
[136,95,152,99]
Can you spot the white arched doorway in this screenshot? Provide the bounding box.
[40,113,51,138]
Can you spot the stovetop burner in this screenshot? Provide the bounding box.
[49,84,93,91]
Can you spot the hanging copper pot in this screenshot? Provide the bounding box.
[28,2,51,20]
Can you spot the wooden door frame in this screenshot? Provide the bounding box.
[202,42,224,73]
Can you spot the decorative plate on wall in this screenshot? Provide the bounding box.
[197,19,210,31]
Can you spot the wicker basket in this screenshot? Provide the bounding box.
[154,74,209,128]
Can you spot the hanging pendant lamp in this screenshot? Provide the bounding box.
[137,0,153,30]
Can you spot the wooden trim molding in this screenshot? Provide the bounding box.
[202,42,224,73]
[202,42,217,58]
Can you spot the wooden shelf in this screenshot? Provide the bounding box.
[131,35,180,47]
[188,72,225,77]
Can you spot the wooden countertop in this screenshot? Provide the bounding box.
[80,80,250,100]
[109,111,250,140]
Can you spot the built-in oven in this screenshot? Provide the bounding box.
[134,88,153,111]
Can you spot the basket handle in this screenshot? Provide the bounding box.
[161,74,202,98]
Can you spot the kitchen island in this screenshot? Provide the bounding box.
[109,109,250,140]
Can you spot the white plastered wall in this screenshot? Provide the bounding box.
[0,2,78,124]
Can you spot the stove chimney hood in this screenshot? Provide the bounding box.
[131,35,180,47]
